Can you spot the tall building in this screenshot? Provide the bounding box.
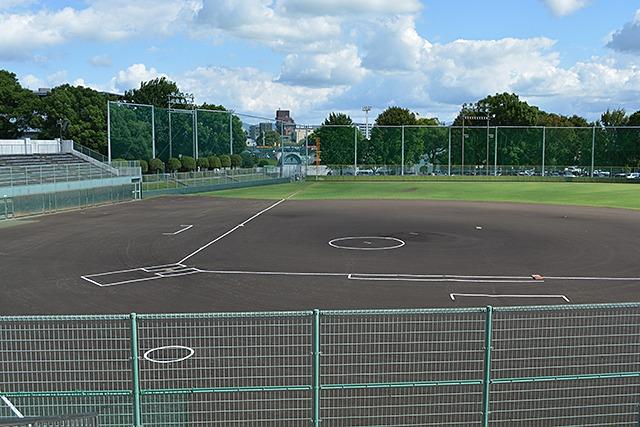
[275,110,295,136]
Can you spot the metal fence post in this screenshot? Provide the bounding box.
[312,309,321,426]
[482,306,493,427]
[107,101,111,162]
[354,126,357,174]
[542,127,546,177]
[591,125,596,178]
[401,125,405,176]
[494,127,498,176]
[448,126,452,176]
[130,313,142,427]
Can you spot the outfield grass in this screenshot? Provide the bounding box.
[202,181,640,210]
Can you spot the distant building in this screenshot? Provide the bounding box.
[259,122,273,133]
[275,110,295,136]
[249,125,260,141]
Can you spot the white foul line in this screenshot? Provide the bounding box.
[1,395,24,418]
[348,273,540,283]
[162,225,193,235]
[545,276,640,281]
[450,293,570,302]
[178,198,287,265]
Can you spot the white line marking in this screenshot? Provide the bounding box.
[162,225,193,235]
[545,276,640,281]
[328,236,406,251]
[450,293,570,302]
[348,273,540,283]
[197,269,540,283]
[80,275,106,287]
[1,395,24,418]
[196,268,346,277]
[143,345,195,364]
[83,267,143,277]
[178,198,288,264]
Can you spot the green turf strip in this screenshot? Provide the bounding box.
[200,181,640,210]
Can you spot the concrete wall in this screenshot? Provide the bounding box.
[0,139,61,155]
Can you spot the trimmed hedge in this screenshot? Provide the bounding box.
[167,157,182,172]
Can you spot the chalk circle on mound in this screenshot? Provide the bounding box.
[143,345,195,364]
[328,236,405,251]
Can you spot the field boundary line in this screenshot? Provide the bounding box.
[178,198,288,264]
[450,293,570,302]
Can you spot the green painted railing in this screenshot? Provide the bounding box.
[1,303,640,426]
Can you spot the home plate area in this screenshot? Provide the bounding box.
[81,263,200,287]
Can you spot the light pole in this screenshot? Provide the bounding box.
[362,106,372,140]
[461,102,494,176]
[228,109,234,156]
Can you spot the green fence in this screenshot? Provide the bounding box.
[0,183,136,219]
[2,303,640,426]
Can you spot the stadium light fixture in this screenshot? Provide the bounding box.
[362,106,372,140]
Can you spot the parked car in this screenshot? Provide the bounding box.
[356,168,375,176]
[627,172,640,180]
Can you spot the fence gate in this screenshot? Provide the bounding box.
[1,196,14,219]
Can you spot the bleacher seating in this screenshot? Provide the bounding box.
[0,153,117,188]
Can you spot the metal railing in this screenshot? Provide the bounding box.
[0,413,98,426]
[0,163,118,189]
[1,303,639,426]
[141,168,282,193]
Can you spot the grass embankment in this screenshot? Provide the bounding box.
[201,181,640,210]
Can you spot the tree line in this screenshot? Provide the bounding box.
[311,93,640,169]
[2,68,639,169]
[0,70,247,162]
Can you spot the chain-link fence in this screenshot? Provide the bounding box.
[2,304,640,426]
[108,101,640,179]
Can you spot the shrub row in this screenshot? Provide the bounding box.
[140,153,262,174]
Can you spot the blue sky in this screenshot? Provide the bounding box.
[1,0,640,124]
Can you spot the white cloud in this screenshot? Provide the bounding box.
[0,0,195,59]
[20,74,43,89]
[278,45,367,87]
[193,0,341,52]
[542,0,589,17]
[0,0,34,9]
[362,16,431,72]
[179,66,345,117]
[278,0,422,16]
[90,54,112,67]
[110,64,163,92]
[607,9,640,53]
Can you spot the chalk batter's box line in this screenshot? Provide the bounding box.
[81,264,199,287]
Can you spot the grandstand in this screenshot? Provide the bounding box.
[0,139,141,219]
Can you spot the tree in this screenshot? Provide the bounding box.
[139,159,148,174]
[628,110,640,126]
[124,77,182,108]
[207,155,221,169]
[414,117,448,167]
[256,130,279,146]
[38,84,110,153]
[309,113,363,166]
[149,158,165,174]
[240,151,256,168]
[600,108,628,127]
[230,154,243,168]
[368,107,417,165]
[0,70,40,139]
[180,156,196,172]
[219,154,231,168]
[195,105,247,157]
[167,157,181,172]
[196,157,209,170]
